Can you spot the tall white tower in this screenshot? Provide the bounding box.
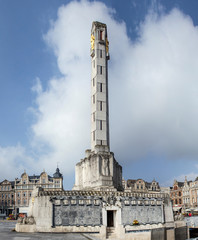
[73,22,122,191]
[90,22,110,153]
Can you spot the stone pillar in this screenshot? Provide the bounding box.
[90,21,110,153]
[73,22,123,191]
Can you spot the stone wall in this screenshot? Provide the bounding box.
[53,198,102,226]
[122,205,163,225]
[175,226,188,240]
[15,189,175,240]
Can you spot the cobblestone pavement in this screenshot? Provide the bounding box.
[0,221,98,240]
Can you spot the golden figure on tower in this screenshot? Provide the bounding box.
[91,34,95,50]
[106,38,109,53]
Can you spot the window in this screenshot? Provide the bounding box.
[99,30,103,40]
[179,199,182,204]
[23,180,26,184]
[18,200,20,205]
[24,200,26,205]
[93,95,95,104]
[29,193,31,197]
[99,101,102,111]
[93,131,95,141]
[175,199,178,204]
[7,186,10,190]
[97,65,103,75]
[100,120,102,130]
[100,49,102,58]
[99,83,102,92]
[93,112,95,122]
[23,192,26,197]
[93,78,95,87]
[17,192,20,197]
[42,179,46,184]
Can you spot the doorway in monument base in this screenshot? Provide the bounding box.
[107,210,115,227]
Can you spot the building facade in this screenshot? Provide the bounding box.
[123,178,160,192]
[169,177,198,212]
[0,180,15,215]
[189,177,198,208]
[170,180,183,212]
[0,168,63,216]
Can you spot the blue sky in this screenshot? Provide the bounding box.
[1,0,198,189]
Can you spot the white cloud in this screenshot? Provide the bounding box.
[30,0,129,176]
[111,8,198,163]
[162,172,198,187]
[0,144,34,180]
[31,2,198,178]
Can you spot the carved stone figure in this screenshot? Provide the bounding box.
[102,158,109,176]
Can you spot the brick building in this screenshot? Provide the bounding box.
[170,180,183,212]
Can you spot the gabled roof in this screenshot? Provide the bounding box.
[175,181,184,188]
[0,179,12,185]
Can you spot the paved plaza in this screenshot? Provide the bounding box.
[0,221,98,240]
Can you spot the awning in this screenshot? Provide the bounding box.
[185,209,191,212]
[173,207,182,211]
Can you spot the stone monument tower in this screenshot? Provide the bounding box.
[73,22,122,191]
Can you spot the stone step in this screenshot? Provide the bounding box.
[107,228,116,239]
[107,227,115,233]
[107,235,117,240]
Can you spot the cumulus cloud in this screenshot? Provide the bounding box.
[162,172,198,187]
[31,1,198,180]
[0,144,34,180]
[30,0,129,176]
[114,8,198,162]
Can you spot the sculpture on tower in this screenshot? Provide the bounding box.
[73,21,122,191]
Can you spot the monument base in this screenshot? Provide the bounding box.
[15,187,178,240]
[73,148,122,191]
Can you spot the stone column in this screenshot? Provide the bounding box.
[90,21,110,153]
